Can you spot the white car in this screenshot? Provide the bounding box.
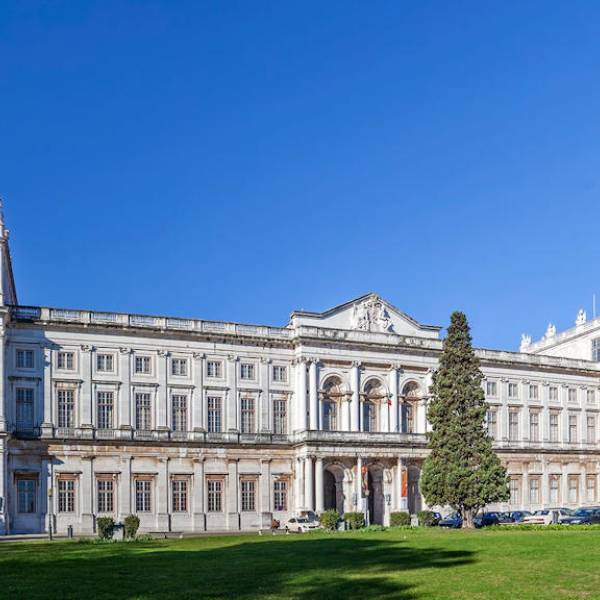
[521,508,576,525]
[285,517,320,533]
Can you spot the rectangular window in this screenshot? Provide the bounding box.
[97,391,114,430]
[96,353,115,372]
[16,349,34,369]
[593,338,600,361]
[549,476,560,504]
[58,479,75,513]
[57,351,75,371]
[568,388,577,403]
[240,363,255,380]
[207,397,222,433]
[240,397,255,434]
[17,478,36,513]
[486,381,497,397]
[588,390,596,404]
[587,475,597,503]
[508,383,518,398]
[134,356,152,374]
[207,361,222,378]
[172,479,188,512]
[135,480,152,512]
[57,389,75,428]
[486,409,497,439]
[16,387,34,430]
[323,402,337,431]
[588,415,596,444]
[549,386,558,402]
[509,478,520,505]
[273,366,287,383]
[568,476,579,504]
[273,399,287,435]
[171,358,188,377]
[529,385,538,401]
[363,402,376,433]
[135,392,152,430]
[529,411,539,442]
[508,410,519,441]
[171,394,188,432]
[569,414,578,443]
[207,479,223,512]
[529,478,540,504]
[273,480,288,511]
[97,479,114,513]
[241,479,256,512]
[549,412,560,442]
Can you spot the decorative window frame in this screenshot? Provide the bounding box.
[15,347,36,371]
[55,349,78,373]
[133,353,154,377]
[95,351,118,375]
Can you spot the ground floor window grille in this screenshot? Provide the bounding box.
[58,479,76,513]
[97,479,114,513]
[241,479,256,512]
[273,479,288,511]
[135,479,152,512]
[172,479,188,512]
[549,476,560,504]
[509,478,520,505]
[207,479,223,512]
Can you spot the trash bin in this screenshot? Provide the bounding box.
[113,522,124,541]
[67,525,73,539]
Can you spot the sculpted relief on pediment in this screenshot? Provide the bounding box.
[351,296,394,333]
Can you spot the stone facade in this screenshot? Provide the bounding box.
[1,208,600,535]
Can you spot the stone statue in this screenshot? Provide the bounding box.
[576,309,587,327]
[351,296,394,333]
[545,323,556,339]
[520,334,532,352]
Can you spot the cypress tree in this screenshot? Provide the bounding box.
[420,311,509,528]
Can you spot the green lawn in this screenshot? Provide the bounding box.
[2,527,600,599]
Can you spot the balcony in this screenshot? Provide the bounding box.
[293,430,427,447]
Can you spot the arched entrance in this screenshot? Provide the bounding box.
[323,464,345,514]
[365,465,385,525]
[407,465,422,514]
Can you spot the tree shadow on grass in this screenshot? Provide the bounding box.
[0,535,475,600]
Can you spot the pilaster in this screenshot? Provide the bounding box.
[309,360,318,430]
[351,362,361,432]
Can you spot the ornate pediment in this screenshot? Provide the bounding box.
[351,296,393,333]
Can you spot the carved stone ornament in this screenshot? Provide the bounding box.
[351,296,394,333]
[576,309,587,327]
[520,334,532,352]
[545,323,556,339]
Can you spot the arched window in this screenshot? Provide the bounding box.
[322,376,343,431]
[401,381,421,433]
[362,379,386,432]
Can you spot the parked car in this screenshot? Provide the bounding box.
[438,513,462,528]
[298,510,320,527]
[474,511,514,527]
[509,511,532,523]
[569,508,600,525]
[431,512,442,526]
[285,517,320,533]
[521,508,577,525]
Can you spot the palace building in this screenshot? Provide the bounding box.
[1,207,600,535]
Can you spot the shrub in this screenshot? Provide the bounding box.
[124,515,141,539]
[417,510,437,527]
[390,512,411,527]
[96,517,115,540]
[319,510,339,531]
[345,512,365,530]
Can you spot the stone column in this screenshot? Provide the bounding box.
[80,346,93,428]
[156,351,169,431]
[0,334,5,433]
[309,361,318,430]
[418,398,428,434]
[192,353,205,433]
[260,358,271,433]
[295,359,308,431]
[541,383,550,444]
[389,367,398,433]
[351,362,360,432]
[295,457,304,511]
[81,456,94,533]
[0,438,6,534]
[315,457,324,513]
[119,348,132,433]
[540,458,548,507]
[227,459,240,530]
[41,345,53,437]
[118,456,132,519]
[157,458,170,531]
[192,458,205,531]
[260,459,271,528]
[226,356,239,432]
[304,457,314,511]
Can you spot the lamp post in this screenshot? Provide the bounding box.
[47,488,53,541]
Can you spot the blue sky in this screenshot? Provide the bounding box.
[2,1,600,350]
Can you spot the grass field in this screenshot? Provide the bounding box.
[2,527,600,599]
